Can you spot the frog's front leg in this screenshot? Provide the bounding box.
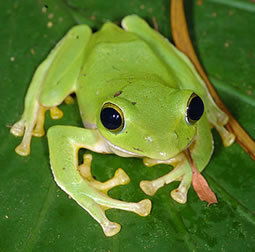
[78,154,130,193]
[10,25,91,156]
[47,126,152,236]
[141,154,192,203]
[140,115,213,204]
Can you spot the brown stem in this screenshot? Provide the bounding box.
[170,0,255,160]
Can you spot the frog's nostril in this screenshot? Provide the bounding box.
[173,131,178,139]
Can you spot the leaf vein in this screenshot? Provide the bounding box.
[24,181,56,252]
[210,76,255,107]
[208,0,255,13]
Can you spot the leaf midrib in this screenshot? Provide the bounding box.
[209,75,255,107]
[208,0,255,13]
[23,181,56,252]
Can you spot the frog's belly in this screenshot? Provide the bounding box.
[76,39,178,126]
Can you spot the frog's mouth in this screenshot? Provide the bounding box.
[103,137,144,158]
[102,129,198,160]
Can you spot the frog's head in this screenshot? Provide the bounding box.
[96,81,204,160]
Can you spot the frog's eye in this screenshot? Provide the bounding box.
[186,93,204,125]
[100,103,124,132]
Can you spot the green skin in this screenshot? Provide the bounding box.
[10,15,234,237]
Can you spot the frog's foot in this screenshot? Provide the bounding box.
[10,103,44,156]
[10,120,25,137]
[84,194,151,236]
[64,95,75,105]
[170,172,192,204]
[33,106,64,135]
[11,102,66,156]
[140,156,192,204]
[78,154,130,193]
[76,153,151,236]
[215,124,235,147]
[207,107,235,147]
[49,106,64,120]
[143,155,182,167]
[32,106,47,137]
[49,96,73,119]
[11,127,32,156]
[71,192,151,236]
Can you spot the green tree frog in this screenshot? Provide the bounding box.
[10,15,235,236]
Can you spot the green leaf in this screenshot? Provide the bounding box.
[1,0,255,251]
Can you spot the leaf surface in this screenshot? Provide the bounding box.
[0,0,255,251]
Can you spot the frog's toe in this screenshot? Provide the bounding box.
[64,95,75,105]
[114,168,130,185]
[135,199,152,216]
[171,188,187,204]
[170,171,191,204]
[78,153,93,179]
[79,154,130,192]
[143,157,164,167]
[143,157,155,167]
[13,126,33,156]
[217,112,229,126]
[102,221,121,237]
[10,121,25,137]
[49,106,64,120]
[215,125,235,147]
[32,128,45,137]
[90,168,130,193]
[15,141,30,156]
[140,180,158,196]
[224,132,235,147]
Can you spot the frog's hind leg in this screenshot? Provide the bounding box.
[10,58,52,156]
[10,25,92,156]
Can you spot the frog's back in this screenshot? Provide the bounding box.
[77,22,178,125]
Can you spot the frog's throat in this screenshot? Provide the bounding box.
[103,137,144,158]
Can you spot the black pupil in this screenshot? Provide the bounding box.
[100,107,122,130]
[187,96,204,122]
